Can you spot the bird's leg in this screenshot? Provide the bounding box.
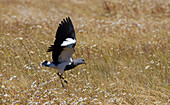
[60,79,65,88]
[57,72,65,88]
[57,72,64,79]
[57,72,68,83]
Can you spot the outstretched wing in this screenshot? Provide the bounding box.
[47,17,76,64]
[54,17,76,47]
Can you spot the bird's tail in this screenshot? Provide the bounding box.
[41,60,50,67]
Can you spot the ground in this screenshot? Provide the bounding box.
[0,0,169,104]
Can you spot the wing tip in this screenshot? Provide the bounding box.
[66,16,72,24]
[66,17,71,21]
[59,16,72,27]
[47,45,54,52]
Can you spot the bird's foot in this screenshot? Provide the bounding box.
[64,80,68,83]
[60,79,66,88]
[57,72,68,83]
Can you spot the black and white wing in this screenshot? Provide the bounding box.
[54,17,76,46]
[47,17,76,64]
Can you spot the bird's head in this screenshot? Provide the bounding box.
[75,58,86,65]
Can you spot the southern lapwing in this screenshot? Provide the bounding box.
[41,17,86,87]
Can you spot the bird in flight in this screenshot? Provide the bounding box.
[41,17,86,87]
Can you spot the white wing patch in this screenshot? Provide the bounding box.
[61,38,76,46]
[58,47,74,63]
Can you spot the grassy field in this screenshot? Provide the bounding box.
[0,0,169,104]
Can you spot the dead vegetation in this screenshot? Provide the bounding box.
[0,0,169,104]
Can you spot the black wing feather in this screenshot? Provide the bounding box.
[47,45,64,64]
[54,17,76,46]
[47,17,76,64]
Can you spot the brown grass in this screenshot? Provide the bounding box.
[0,0,169,104]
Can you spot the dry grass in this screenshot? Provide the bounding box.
[0,0,169,104]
